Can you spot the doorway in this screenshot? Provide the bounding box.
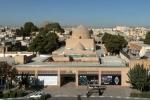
[61,74,76,86]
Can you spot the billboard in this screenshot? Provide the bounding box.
[101,74,121,85]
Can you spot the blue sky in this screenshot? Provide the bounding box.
[0,0,150,27]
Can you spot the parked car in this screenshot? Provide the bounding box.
[30,92,51,99]
[30,92,43,98]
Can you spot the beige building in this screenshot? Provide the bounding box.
[15,26,150,87]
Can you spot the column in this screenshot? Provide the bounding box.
[98,71,101,85]
[35,70,38,78]
[57,70,61,87]
[75,71,78,86]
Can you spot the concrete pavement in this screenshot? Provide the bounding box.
[48,96,149,100]
[42,86,133,97]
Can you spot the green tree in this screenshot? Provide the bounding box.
[15,22,38,37]
[144,31,150,44]
[0,62,18,89]
[44,22,64,33]
[19,73,31,89]
[102,33,112,43]
[23,22,38,36]
[29,22,64,54]
[15,27,24,36]
[102,33,127,54]
[127,64,150,92]
[29,30,59,54]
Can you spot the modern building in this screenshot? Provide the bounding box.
[14,26,150,87]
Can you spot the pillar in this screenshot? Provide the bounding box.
[98,71,101,85]
[35,70,38,78]
[57,70,61,87]
[75,71,78,86]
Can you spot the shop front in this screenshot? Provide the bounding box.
[101,71,121,85]
[37,71,58,86]
[78,71,99,86]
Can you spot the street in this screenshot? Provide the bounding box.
[48,97,149,100]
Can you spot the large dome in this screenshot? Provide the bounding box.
[71,25,90,39]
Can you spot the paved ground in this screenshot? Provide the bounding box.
[43,86,87,96]
[48,97,149,100]
[42,86,132,97]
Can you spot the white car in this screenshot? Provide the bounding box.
[30,92,44,98]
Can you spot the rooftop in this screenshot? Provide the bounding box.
[15,55,126,68]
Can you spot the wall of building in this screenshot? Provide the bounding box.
[0,52,34,57]
[16,66,130,87]
[14,54,36,64]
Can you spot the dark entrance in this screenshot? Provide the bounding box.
[61,74,75,86]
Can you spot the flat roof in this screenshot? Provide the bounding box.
[15,56,126,68]
[100,56,126,67]
[52,46,65,55]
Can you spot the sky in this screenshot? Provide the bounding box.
[0,0,150,27]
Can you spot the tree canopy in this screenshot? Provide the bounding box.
[0,61,18,89]
[144,31,150,45]
[127,64,150,92]
[102,33,127,54]
[28,22,64,54]
[15,22,38,37]
[29,30,59,54]
[23,22,38,36]
[44,22,64,33]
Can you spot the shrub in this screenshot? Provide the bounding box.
[17,89,27,97]
[127,64,150,92]
[130,92,150,98]
[9,91,16,98]
[3,92,10,98]
[2,89,28,98]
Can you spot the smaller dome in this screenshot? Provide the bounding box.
[71,25,90,39]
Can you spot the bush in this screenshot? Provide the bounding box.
[17,89,27,97]
[127,64,150,92]
[3,92,10,98]
[9,91,17,98]
[130,92,150,98]
[2,89,28,98]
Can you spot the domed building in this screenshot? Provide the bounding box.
[64,25,97,60]
[52,25,98,62]
[15,25,127,87]
[71,25,90,39]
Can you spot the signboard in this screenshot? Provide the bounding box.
[79,71,98,74]
[78,74,98,85]
[38,75,58,85]
[101,74,121,85]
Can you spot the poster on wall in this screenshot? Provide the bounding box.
[101,74,121,85]
[78,75,98,85]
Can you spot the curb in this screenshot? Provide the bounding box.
[53,95,149,99]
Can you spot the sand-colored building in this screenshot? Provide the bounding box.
[15,26,150,87]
